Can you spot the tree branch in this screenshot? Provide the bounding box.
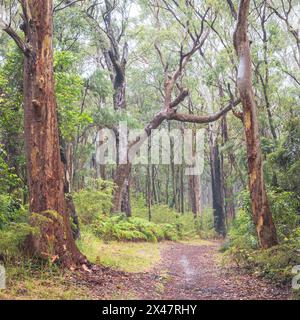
[168,99,241,123]
[2,24,30,56]
[54,0,84,12]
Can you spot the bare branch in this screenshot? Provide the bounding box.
[227,0,237,20]
[168,99,241,123]
[54,0,84,13]
[3,25,29,54]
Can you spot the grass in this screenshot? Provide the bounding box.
[0,264,91,300]
[77,230,161,273]
[179,237,216,246]
[0,230,222,299]
[0,230,162,300]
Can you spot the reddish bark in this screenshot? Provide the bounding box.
[234,0,278,248]
[4,1,86,266]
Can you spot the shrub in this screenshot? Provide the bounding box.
[268,189,300,241]
[234,189,300,244]
[227,209,258,250]
[0,146,25,229]
[224,239,300,285]
[91,214,176,242]
[73,178,114,225]
[161,224,179,241]
[0,223,38,262]
[132,199,216,239]
[0,194,28,229]
[223,189,300,287]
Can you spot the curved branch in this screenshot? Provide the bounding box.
[2,25,30,56]
[168,99,241,123]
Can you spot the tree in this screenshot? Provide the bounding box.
[87,0,132,215]
[233,0,278,248]
[1,0,85,266]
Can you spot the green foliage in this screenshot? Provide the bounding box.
[196,209,219,239]
[0,147,20,194]
[224,240,300,285]
[226,209,258,250]
[223,189,300,285]
[77,231,161,274]
[0,43,25,188]
[132,197,216,239]
[92,107,141,130]
[89,70,112,99]
[268,118,300,195]
[268,189,300,240]
[0,223,37,262]
[234,189,300,243]
[54,51,93,141]
[73,179,114,225]
[0,194,27,229]
[0,146,26,229]
[91,214,178,242]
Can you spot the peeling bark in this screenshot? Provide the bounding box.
[234,0,278,248]
[11,0,86,266]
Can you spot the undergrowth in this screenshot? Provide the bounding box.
[222,190,300,299]
[77,231,161,272]
[73,183,217,243]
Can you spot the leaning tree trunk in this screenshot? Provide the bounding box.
[21,0,85,266]
[234,0,278,248]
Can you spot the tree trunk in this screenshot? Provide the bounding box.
[188,175,201,218]
[112,163,132,212]
[147,140,152,221]
[180,165,185,213]
[61,139,80,240]
[188,127,201,217]
[165,166,170,205]
[121,176,132,216]
[234,0,278,248]
[110,99,238,213]
[21,0,85,266]
[221,116,236,222]
[209,138,226,236]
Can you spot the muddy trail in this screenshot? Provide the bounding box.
[150,241,290,300]
[75,241,291,300]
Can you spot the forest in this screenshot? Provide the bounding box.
[0,0,299,301]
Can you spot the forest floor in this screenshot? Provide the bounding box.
[73,239,291,300]
[0,239,292,300]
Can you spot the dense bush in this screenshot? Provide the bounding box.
[132,196,216,239]
[226,209,258,250]
[91,214,178,242]
[74,184,216,243]
[224,239,300,285]
[0,223,37,262]
[73,178,114,225]
[223,189,300,287]
[268,118,300,196]
[0,195,27,229]
[230,189,300,246]
[0,146,26,229]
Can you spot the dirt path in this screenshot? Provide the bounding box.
[75,240,291,300]
[146,241,290,300]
